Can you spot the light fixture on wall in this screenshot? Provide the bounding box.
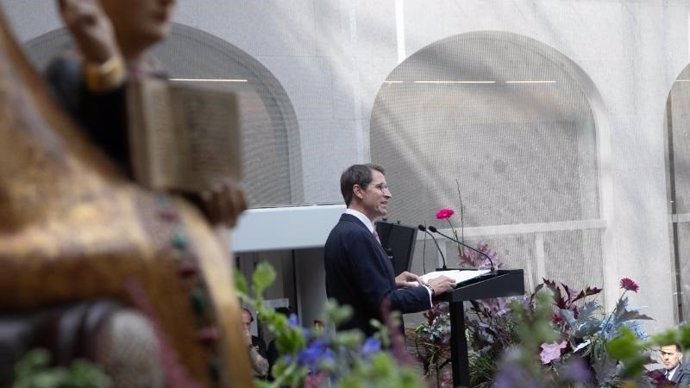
[170,78,248,82]
[414,80,496,84]
[505,80,556,84]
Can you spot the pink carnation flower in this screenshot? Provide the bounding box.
[435,208,455,220]
[620,277,639,293]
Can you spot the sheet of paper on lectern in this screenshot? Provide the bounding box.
[420,269,491,285]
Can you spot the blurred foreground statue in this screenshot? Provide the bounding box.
[0,4,251,387]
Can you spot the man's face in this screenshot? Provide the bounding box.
[241,310,252,331]
[355,169,392,221]
[660,345,683,370]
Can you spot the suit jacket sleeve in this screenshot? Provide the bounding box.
[346,230,430,317]
[676,367,690,387]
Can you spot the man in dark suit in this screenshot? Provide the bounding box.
[324,164,454,336]
[654,343,690,387]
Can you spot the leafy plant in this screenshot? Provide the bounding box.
[414,205,657,387]
[414,303,452,387]
[12,348,111,388]
[492,288,592,388]
[607,324,690,386]
[236,262,426,388]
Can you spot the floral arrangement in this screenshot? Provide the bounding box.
[412,207,659,388]
[236,262,425,388]
[415,274,657,387]
[237,259,690,388]
[535,277,652,386]
[233,205,690,388]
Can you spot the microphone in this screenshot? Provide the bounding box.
[427,226,496,273]
[417,225,449,270]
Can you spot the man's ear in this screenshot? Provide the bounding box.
[353,184,364,200]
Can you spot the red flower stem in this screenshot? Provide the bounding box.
[447,219,463,257]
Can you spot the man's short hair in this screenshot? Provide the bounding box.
[242,307,254,323]
[340,163,385,206]
[662,343,683,352]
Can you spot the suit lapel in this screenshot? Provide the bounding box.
[341,214,396,278]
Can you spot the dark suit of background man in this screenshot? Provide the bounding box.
[324,163,454,336]
[655,343,690,387]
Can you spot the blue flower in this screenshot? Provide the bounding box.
[360,337,381,356]
[600,317,615,340]
[624,321,648,340]
[298,339,335,370]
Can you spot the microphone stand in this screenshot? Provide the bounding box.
[427,226,496,273]
[417,225,453,271]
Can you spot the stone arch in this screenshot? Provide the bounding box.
[370,31,611,293]
[24,23,303,207]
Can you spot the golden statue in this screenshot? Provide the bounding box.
[0,1,251,386]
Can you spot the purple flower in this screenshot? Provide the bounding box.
[494,363,543,388]
[304,372,328,388]
[620,277,639,292]
[435,208,455,220]
[559,358,592,383]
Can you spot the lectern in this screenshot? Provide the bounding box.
[437,269,525,388]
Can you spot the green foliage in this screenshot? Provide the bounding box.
[337,353,421,388]
[422,203,679,387]
[414,254,662,387]
[243,259,690,388]
[239,261,427,388]
[468,352,497,388]
[605,324,690,386]
[507,288,560,378]
[12,349,112,388]
[606,328,647,380]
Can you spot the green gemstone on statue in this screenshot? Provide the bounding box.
[190,288,205,315]
[172,228,188,250]
[156,194,171,207]
[209,357,220,381]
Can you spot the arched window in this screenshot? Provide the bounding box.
[371,32,603,291]
[665,67,690,322]
[24,23,302,208]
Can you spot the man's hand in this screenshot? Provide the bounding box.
[395,271,422,288]
[426,275,455,296]
[57,0,120,64]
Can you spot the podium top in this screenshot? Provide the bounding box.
[437,269,525,303]
[420,269,490,284]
